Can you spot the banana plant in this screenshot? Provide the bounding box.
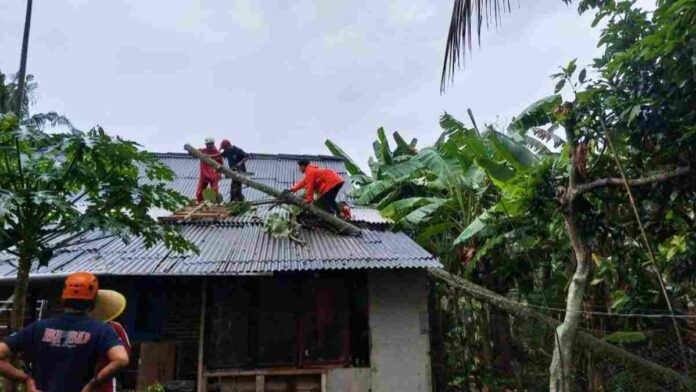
[326,117,539,272]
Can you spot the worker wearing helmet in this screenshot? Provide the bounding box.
[0,272,129,392]
[219,139,249,202]
[92,290,132,392]
[192,137,224,203]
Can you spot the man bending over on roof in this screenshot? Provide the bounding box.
[287,159,345,215]
[0,272,129,392]
[220,139,249,202]
[192,137,223,203]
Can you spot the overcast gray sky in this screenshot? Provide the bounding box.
[1,0,631,168]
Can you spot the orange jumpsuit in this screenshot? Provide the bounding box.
[195,147,223,203]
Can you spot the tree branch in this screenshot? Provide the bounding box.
[51,234,112,251]
[572,166,690,199]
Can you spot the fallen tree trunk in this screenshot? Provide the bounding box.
[428,268,696,392]
[184,144,361,235]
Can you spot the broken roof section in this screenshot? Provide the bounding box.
[0,152,440,279]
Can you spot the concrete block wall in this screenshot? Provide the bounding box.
[368,269,432,392]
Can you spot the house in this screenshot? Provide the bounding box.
[0,152,441,392]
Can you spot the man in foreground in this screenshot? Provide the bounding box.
[193,137,223,203]
[288,158,345,215]
[219,139,249,202]
[0,272,129,392]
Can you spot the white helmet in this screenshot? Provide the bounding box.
[205,137,215,144]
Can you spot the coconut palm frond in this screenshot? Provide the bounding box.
[441,0,574,92]
[441,0,512,92]
[26,112,76,131]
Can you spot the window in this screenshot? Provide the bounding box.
[256,277,298,366]
[124,279,165,341]
[204,272,369,370]
[206,278,253,368]
[299,276,350,365]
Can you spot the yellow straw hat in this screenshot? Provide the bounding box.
[91,289,127,322]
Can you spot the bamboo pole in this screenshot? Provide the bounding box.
[184,144,361,235]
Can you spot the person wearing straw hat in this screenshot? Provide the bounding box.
[0,272,129,392]
[92,289,132,392]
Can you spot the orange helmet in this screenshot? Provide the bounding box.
[62,272,99,301]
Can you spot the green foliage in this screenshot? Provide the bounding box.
[324,140,366,177]
[0,70,197,327]
[262,205,300,237]
[144,383,165,392]
[226,200,253,216]
[202,188,220,203]
[329,1,695,387]
[603,331,647,345]
[508,95,561,134]
[264,212,295,238]
[0,110,196,256]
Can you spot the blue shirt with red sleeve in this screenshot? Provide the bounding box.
[5,312,122,392]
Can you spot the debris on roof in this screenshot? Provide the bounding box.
[0,151,440,279]
[158,202,234,223]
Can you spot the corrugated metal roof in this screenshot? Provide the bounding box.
[0,152,439,280]
[0,226,439,278]
[156,153,354,204]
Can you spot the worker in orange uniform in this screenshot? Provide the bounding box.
[0,272,129,392]
[192,137,223,203]
[287,159,345,215]
[92,289,132,392]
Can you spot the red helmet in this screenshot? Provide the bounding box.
[62,272,99,301]
[220,139,232,149]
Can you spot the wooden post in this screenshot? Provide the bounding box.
[197,278,208,392]
[184,144,361,235]
[255,375,265,392]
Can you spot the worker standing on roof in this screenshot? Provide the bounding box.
[91,290,132,392]
[219,139,249,202]
[192,137,223,204]
[287,159,345,215]
[0,272,129,392]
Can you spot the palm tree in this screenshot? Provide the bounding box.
[441,0,573,91]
